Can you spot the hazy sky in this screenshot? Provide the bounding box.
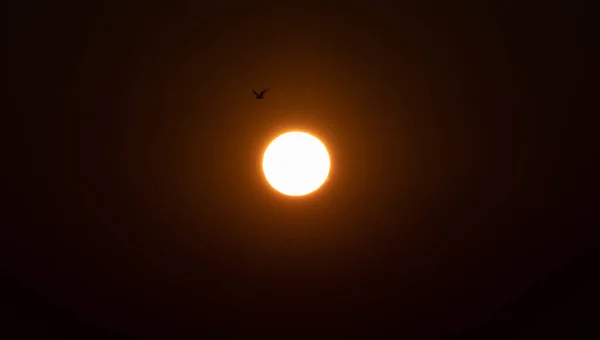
[5,1,595,337]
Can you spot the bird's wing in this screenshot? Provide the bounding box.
[260,88,269,96]
[252,90,259,96]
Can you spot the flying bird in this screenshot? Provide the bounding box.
[253,88,268,99]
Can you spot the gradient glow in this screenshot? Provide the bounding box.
[262,132,330,196]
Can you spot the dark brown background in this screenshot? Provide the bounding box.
[4,1,597,338]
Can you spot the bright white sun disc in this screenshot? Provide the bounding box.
[262,132,331,196]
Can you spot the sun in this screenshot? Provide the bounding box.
[262,131,331,196]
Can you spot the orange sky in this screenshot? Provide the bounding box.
[4,1,595,337]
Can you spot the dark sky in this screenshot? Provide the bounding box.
[4,1,597,338]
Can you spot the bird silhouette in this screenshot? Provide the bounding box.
[253,88,268,99]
